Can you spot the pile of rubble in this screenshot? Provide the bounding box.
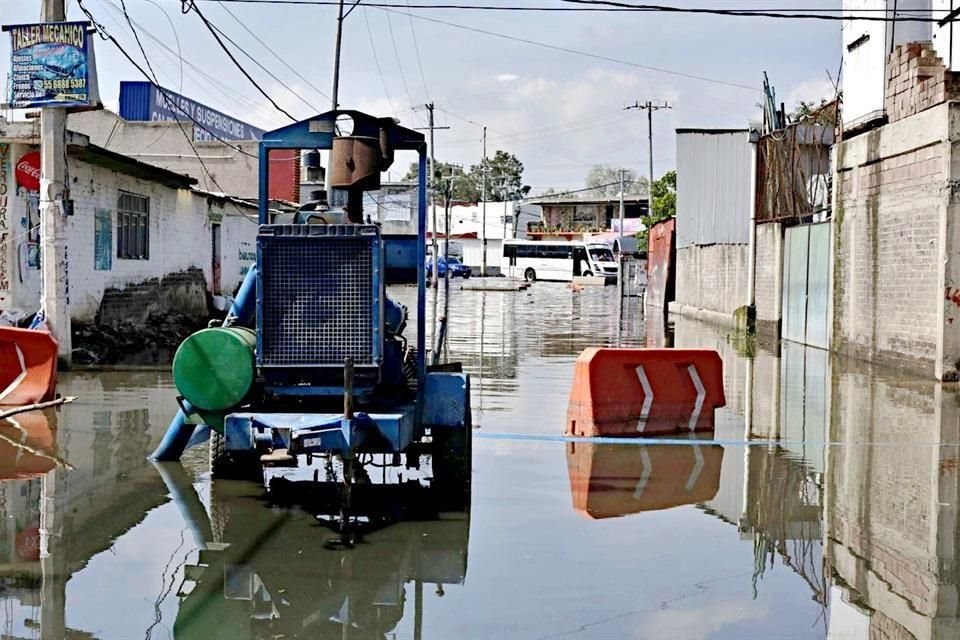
[72,311,215,365]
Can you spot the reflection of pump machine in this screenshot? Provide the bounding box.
[567,442,723,519]
[152,111,472,526]
[160,468,470,640]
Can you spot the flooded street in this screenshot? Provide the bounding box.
[1,283,957,639]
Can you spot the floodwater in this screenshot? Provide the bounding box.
[1,283,958,639]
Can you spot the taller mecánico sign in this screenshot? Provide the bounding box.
[4,21,100,109]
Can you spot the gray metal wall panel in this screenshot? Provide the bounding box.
[782,222,831,349]
[783,226,810,344]
[676,130,752,248]
[805,223,831,349]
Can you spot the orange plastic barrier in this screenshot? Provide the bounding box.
[566,442,723,519]
[0,327,58,406]
[566,348,725,437]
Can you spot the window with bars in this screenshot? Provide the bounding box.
[117,191,150,260]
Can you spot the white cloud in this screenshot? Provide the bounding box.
[496,73,520,83]
[785,77,836,111]
[636,599,771,640]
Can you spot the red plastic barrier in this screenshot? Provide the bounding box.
[566,348,726,437]
[0,327,58,406]
[567,442,723,519]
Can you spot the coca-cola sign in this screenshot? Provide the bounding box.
[15,151,40,192]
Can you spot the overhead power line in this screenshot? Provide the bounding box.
[406,0,431,103]
[561,0,945,21]
[381,7,760,92]
[363,9,397,115]
[216,0,333,101]
[78,1,260,157]
[179,0,299,120]
[526,180,637,200]
[438,106,595,167]
[205,19,315,112]
[200,0,949,21]
[78,0,261,223]
[93,0,281,122]
[385,9,418,116]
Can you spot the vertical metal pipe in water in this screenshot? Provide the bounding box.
[344,357,354,420]
[417,151,428,382]
[747,131,759,312]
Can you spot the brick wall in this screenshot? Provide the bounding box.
[754,222,782,337]
[885,42,960,124]
[673,243,749,320]
[833,103,951,377]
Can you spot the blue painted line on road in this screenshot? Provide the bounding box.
[473,431,960,448]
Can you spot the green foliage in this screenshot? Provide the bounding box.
[636,170,676,250]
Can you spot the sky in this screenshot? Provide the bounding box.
[1,0,841,194]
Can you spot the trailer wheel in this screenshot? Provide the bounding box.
[210,430,264,482]
[524,268,537,282]
[582,270,592,277]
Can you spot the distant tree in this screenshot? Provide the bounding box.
[468,150,529,201]
[637,170,676,250]
[584,165,648,198]
[403,160,475,201]
[402,149,529,203]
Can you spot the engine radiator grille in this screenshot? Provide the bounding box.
[258,227,380,367]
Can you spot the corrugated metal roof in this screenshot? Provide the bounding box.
[676,130,752,248]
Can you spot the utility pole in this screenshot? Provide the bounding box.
[41,0,71,367]
[481,126,487,277]
[618,168,625,239]
[327,0,361,197]
[626,101,672,212]
[414,103,449,288]
[331,0,345,111]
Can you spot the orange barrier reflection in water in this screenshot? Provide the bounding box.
[0,410,58,480]
[567,442,723,519]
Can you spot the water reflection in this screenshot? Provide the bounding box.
[567,442,723,519]
[172,477,469,640]
[6,285,960,638]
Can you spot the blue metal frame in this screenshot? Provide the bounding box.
[256,110,427,389]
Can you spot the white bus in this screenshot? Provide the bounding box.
[501,240,617,282]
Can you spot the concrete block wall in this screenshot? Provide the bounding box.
[672,243,748,325]
[754,222,783,337]
[885,42,960,123]
[833,102,954,378]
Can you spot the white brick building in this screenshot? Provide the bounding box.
[0,118,260,324]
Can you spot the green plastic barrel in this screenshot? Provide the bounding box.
[172,326,256,412]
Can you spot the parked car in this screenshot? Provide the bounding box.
[426,255,472,279]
